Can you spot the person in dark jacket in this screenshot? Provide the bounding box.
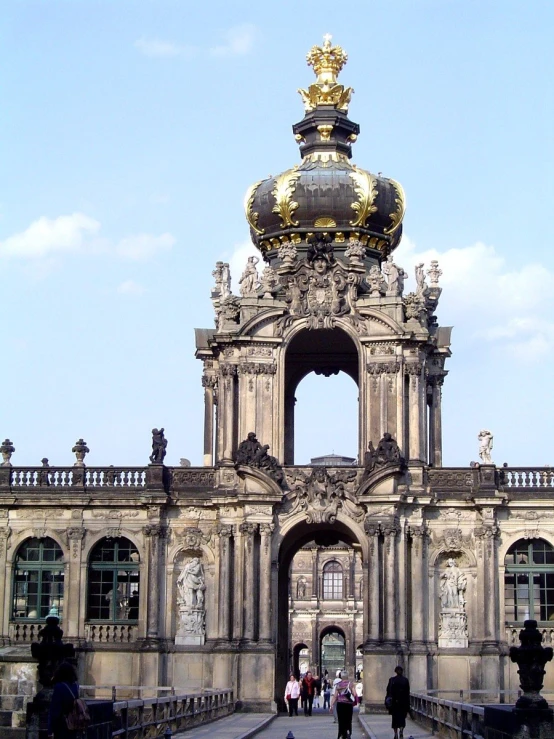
[47,662,80,739]
[301,671,316,716]
[386,665,410,739]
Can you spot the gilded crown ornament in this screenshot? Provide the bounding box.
[298,34,353,113]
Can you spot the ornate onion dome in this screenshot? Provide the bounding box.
[244,35,405,266]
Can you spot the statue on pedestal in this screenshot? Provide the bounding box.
[478,429,493,465]
[438,558,468,648]
[150,428,167,464]
[176,557,206,645]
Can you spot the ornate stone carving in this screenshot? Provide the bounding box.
[238,256,260,297]
[284,467,363,524]
[38,459,51,486]
[217,296,240,331]
[427,260,442,286]
[72,438,89,467]
[149,428,167,465]
[237,363,277,375]
[438,558,468,648]
[246,346,273,358]
[403,292,427,323]
[67,527,86,557]
[362,433,405,479]
[220,364,238,377]
[367,264,386,297]
[478,429,494,465]
[278,243,298,266]
[235,432,284,486]
[175,527,210,550]
[344,238,365,265]
[217,524,234,538]
[201,374,218,389]
[0,526,11,557]
[296,576,308,598]
[1,439,15,467]
[429,470,474,489]
[382,256,407,297]
[260,266,278,297]
[212,261,231,300]
[172,469,216,487]
[142,524,167,538]
[367,361,399,375]
[415,263,428,295]
[176,557,206,645]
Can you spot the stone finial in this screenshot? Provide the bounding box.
[367,264,386,297]
[344,238,366,266]
[510,619,554,710]
[150,428,167,465]
[278,243,298,267]
[72,439,89,467]
[39,458,50,487]
[427,260,442,286]
[0,439,15,467]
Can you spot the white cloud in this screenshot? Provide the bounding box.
[394,236,554,360]
[115,233,175,261]
[0,214,175,271]
[209,24,256,57]
[117,280,146,296]
[134,37,197,58]
[0,213,100,259]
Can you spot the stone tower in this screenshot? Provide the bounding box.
[196,34,451,470]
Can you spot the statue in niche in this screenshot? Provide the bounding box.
[382,256,408,297]
[297,577,307,599]
[439,558,467,609]
[149,428,167,464]
[478,429,494,465]
[239,256,260,296]
[177,557,205,608]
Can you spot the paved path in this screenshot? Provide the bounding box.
[176,708,434,739]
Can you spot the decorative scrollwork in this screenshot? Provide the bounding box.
[349,167,378,227]
[243,180,265,235]
[272,167,301,228]
[384,179,406,235]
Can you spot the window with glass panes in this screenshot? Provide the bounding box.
[87,538,140,622]
[12,537,64,620]
[322,560,343,599]
[504,539,554,622]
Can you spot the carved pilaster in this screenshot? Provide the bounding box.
[65,527,86,639]
[364,521,381,642]
[0,527,11,639]
[475,516,500,645]
[409,524,429,644]
[259,522,274,641]
[217,524,234,640]
[383,523,399,642]
[240,522,259,640]
[142,524,168,641]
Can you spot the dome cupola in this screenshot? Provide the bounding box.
[244,35,405,268]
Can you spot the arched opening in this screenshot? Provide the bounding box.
[505,538,554,623]
[320,626,346,677]
[284,327,359,464]
[12,537,64,621]
[277,518,365,708]
[294,372,359,464]
[87,537,140,623]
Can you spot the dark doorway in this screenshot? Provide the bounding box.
[320,627,346,676]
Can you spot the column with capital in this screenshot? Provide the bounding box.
[241,523,258,641]
[383,524,398,644]
[408,524,429,691]
[365,523,380,643]
[233,523,245,639]
[259,523,274,642]
[142,524,167,641]
[202,374,217,466]
[217,525,233,640]
[219,365,237,465]
[65,527,86,641]
[476,519,501,691]
[428,375,445,467]
[0,526,11,640]
[406,364,425,462]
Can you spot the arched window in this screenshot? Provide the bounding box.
[12,537,64,621]
[87,538,140,622]
[505,539,554,622]
[323,561,343,600]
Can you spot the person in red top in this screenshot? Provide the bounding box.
[301,670,316,716]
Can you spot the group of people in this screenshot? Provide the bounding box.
[284,665,410,739]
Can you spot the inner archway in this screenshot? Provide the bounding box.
[284,327,359,464]
[277,518,365,707]
[320,627,346,677]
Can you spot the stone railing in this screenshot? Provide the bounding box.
[410,692,485,738]
[505,624,554,647]
[85,623,139,644]
[8,467,146,489]
[112,689,234,739]
[498,467,554,491]
[9,621,42,643]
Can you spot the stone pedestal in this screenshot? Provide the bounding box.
[438,609,468,648]
[175,604,205,646]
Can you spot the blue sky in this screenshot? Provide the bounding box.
[2,0,553,467]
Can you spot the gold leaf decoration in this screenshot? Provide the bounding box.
[314,216,336,227]
[243,180,265,235]
[384,179,406,235]
[349,167,378,227]
[271,166,301,228]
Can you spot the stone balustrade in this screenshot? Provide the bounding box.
[9,621,41,643]
[506,625,554,647]
[8,467,146,488]
[85,623,138,644]
[499,467,554,490]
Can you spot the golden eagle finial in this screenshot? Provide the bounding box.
[298,35,353,113]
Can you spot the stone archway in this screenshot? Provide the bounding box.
[275,516,366,708]
[320,625,346,677]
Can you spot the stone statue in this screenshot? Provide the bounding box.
[0,439,15,467]
[415,263,427,295]
[297,577,307,599]
[177,557,205,608]
[239,256,260,297]
[235,432,262,465]
[440,558,467,609]
[150,428,167,464]
[478,429,493,464]
[38,459,50,487]
[382,256,407,297]
[363,433,405,477]
[235,433,284,486]
[220,263,231,300]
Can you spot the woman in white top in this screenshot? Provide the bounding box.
[284,673,301,716]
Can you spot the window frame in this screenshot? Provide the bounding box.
[86,537,140,624]
[322,560,343,600]
[12,537,65,622]
[504,539,554,624]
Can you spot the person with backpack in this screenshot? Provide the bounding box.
[330,669,358,739]
[47,661,89,739]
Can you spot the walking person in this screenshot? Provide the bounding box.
[385,666,410,739]
[332,669,342,723]
[47,662,80,739]
[284,673,300,717]
[323,677,331,710]
[301,670,316,716]
[330,669,358,739]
